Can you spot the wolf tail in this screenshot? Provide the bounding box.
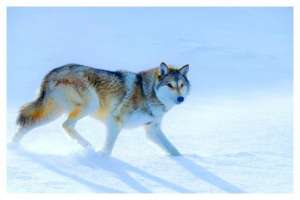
[16,81,49,128]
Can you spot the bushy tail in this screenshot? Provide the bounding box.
[16,86,47,128]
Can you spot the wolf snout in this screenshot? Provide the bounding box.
[177,96,184,103]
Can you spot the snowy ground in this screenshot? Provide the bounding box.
[7,93,292,193]
[7,7,293,193]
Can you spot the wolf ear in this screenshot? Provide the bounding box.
[160,62,169,76]
[179,64,189,76]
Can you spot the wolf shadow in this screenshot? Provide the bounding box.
[11,147,243,193]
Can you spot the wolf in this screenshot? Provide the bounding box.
[12,62,190,156]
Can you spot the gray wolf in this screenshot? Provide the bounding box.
[12,62,190,156]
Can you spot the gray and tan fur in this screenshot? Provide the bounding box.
[13,62,190,156]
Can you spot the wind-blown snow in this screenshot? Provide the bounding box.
[7,7,292,193]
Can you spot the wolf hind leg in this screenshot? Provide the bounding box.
[12,127,33,144]
[62,116,92,149]
[62,98,99,149]
[12,112,62,144]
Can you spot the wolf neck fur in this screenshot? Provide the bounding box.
[137,70,168,116]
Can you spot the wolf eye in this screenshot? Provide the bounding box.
[167,83,174,88]
[180,83,184,88]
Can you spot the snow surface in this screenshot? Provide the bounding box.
[7,7,293,193]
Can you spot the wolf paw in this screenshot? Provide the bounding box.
[169,151,182,157]
[7,142,22,150]
[97,150,111,157]
[82,145,95,153]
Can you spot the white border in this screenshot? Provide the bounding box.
[0,0,7,197]
[1,0,297,7]
[293,2,299,199]
[0,0,298,200]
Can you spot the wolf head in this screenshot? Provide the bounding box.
[155,62,190,108]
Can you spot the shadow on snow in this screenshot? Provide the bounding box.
[11,146,244,193]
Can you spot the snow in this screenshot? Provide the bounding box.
[7,7,292,193]
[7,95,292,193]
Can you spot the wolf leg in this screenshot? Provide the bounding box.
[62,117,92,149]
[59,85,99,149]
[62,104,97,149]
[11,127,33,144]
[145,122,181,156]
[12,112,61,144]
[101,118,122,155]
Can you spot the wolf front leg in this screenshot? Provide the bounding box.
[102,117,122,156]
[144,122,181,156]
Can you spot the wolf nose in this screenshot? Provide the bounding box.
[177,96,184,103]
